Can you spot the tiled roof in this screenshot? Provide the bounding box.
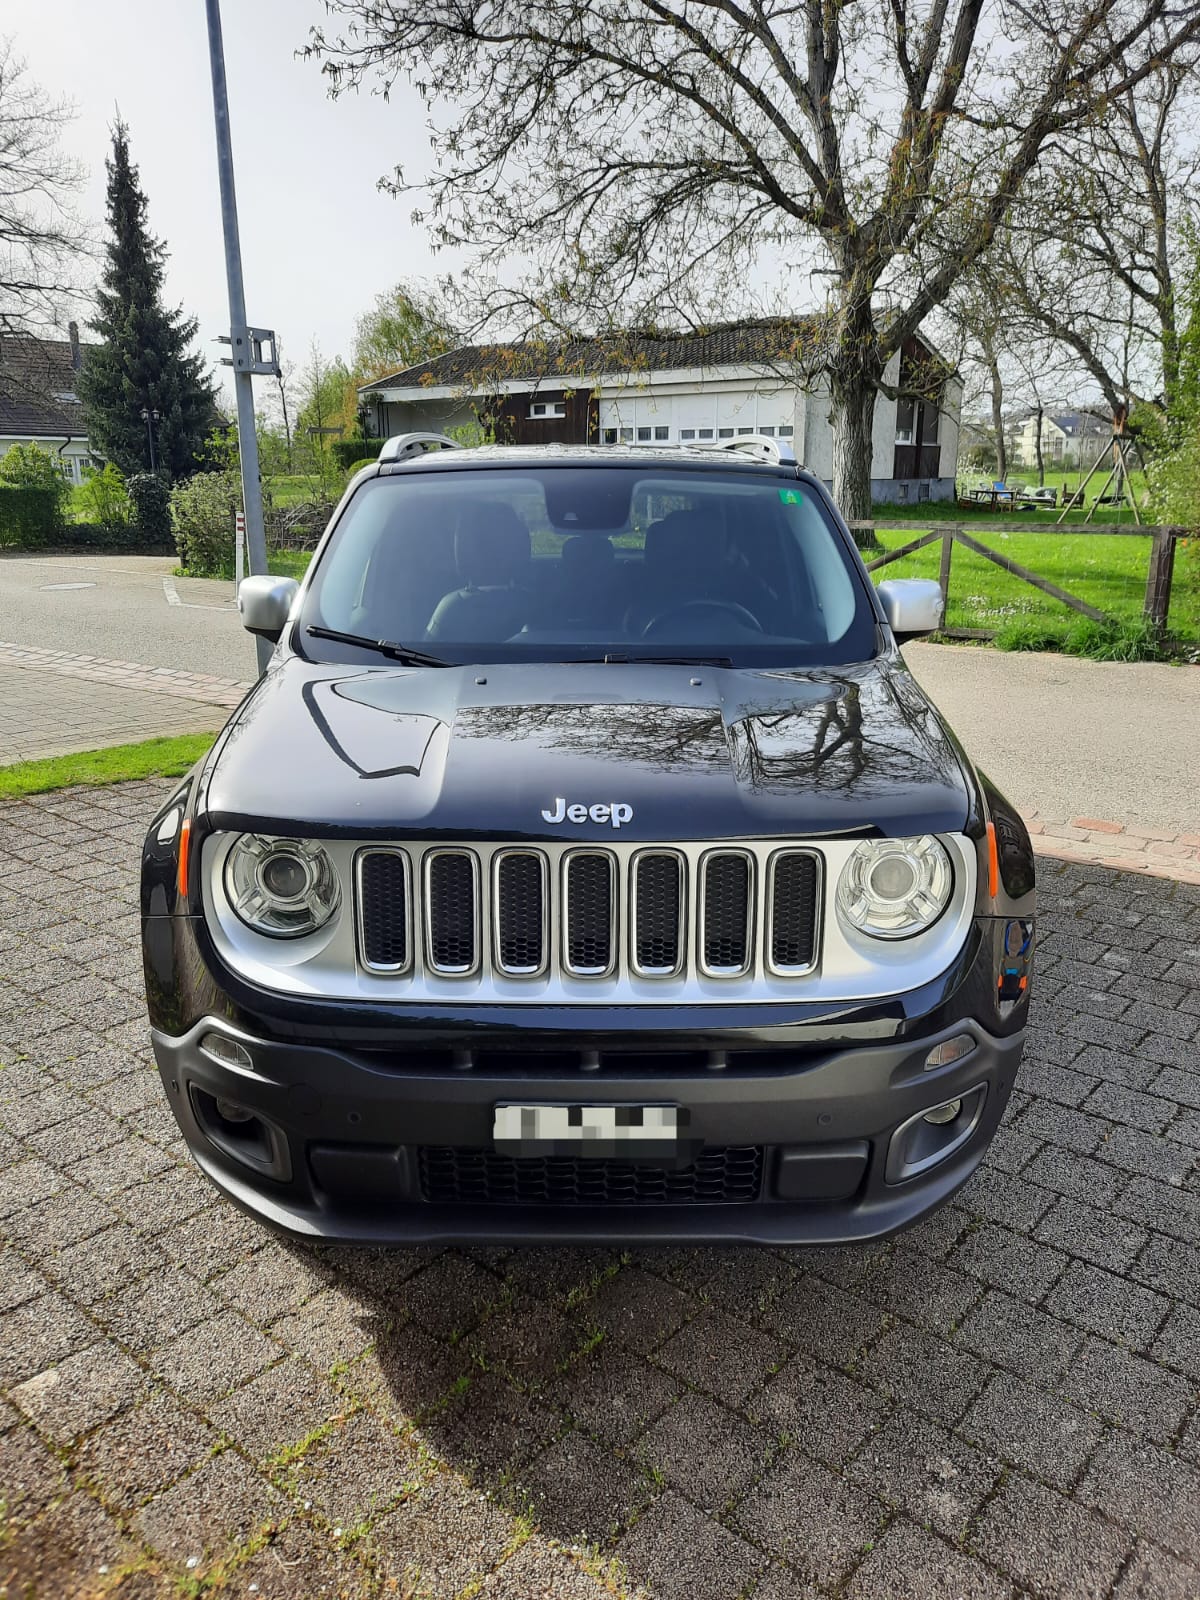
[0,335,88,439]
[361,318,828,393]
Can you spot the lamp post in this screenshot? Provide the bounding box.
[139,407,160,472]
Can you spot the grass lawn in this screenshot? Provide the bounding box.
[0,733,215,799]
[868,521,1200,645]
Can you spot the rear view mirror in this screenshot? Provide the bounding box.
[239,575,299,642]
[877,578,944,643]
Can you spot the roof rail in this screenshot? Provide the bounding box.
[712,434,797,466]
[378,432,464,463]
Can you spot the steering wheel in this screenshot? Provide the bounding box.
[641,599,765,638]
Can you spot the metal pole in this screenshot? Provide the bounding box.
[204,0,270,673]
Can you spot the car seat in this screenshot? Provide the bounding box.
[426,503,532,641]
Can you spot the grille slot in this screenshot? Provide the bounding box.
[494,851,547,974]
[425,850,479,973]
[564,851,616,975]
[633,851,684,974]
[419,1145,764,1206]
[356,850,410,971]
[701,851,753,973]
[768,851,820,973]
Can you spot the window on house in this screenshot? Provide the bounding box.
[698,427,714,440]
[718,427,734,438]
[778,425,794,438]
[528,400,566,418]
[603,428,618,444]
[620,427,633,442]
[681,428,696,440]
[637,426,651,441]
[654,426,669,440]
[737,427,754,435]
[895,399,915,446]
[760,425,775,436]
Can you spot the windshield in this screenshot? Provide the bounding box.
[298,465,878,667]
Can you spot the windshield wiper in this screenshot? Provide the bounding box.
[599,652,735,667]
[306,625,451,668]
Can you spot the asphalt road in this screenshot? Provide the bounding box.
[2,551,1196,831]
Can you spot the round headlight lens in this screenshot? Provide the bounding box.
[837,835,953,939]
[224,834,341,937]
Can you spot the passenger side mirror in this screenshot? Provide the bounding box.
[238,575,299,643]
[877,578,944,644]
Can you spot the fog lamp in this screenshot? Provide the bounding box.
[214,1098,255,1124]
[924,1099,962,1126]
[923,1034,975,1070]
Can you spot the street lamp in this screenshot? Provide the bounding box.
[140,407,160,472]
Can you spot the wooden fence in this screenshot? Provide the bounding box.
[846,520,1188,639]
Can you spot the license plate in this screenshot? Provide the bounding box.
[493,1103,683,1159]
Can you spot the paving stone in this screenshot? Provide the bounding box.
[973,1470,1131,1598]
[950,1221,1069,1304]
[846,1409,1001,1538]
[207,1355,344,1463]
[368,1470,515,1596]
[1021,1145,1127,1209]
[0,1421,69,1525]
[956,1166,1056,1232]
[287,1408,421,1526]
[219,1519,379,1600]
[1059,1335,1193,1445]
[270,1285,378,1375]
[980,1124,1042,1175]
[469,1294,594,1393]
[1114,1175,1200,1244]
[133,1446,285,1568]
[0,1247,46,1313]
[844,1517,1013,1600]
[477,1535,614,1597]
[394,1250,505,1338]
[39,1222,168,1306]
[95,1262,221,1352]
[654,1303,787,1405]
[522,1430,653,1545]
[0,1292,97,1388]
[963,1370,1105,1491]
[157,1202,266,1281]
[0,1157,64,1218]
[211,1242,326,1323]
[1129,1230,1200,1309]
[9,1341,147,1445]
[75,1386,221,1511]
[749,1351,888,1466]
[577,1265,698,1355]
[1151,1303,1200,1382]
[149,1309,282,1403]
[732,1451,886,1583]
[558,1340,680,1447]
[1083,1082,1177,1134]
[954,1290,1082,1386]
[1033,1196,1149,1273]
[418,1367,562,1480]
[1113,1542,1200,1600]
[0,1489,138,1600]
[1080,1433,1200,1558]
[761,1273,887,1360]
[1100,1125,1197,1187]
[857,1320,989,1428]
[69,1135,174,1196]
[636,1391,773,1512]
[617,1490,768,1600]
[1045,1260,1171,1351]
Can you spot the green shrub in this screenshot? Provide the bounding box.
[1061,617,1173,662]
[127,472,172,547]
[992,617,1069,652]
[332,437,383,471]
[0,485,66,548]
[75,463,130,534]
[345,457,378,479]
[170,471,242,577]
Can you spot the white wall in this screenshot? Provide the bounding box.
[596,376,801,452]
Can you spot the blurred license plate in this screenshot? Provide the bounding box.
[494,1104,682,1159]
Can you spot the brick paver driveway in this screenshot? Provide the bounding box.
[2,783,1199,1600]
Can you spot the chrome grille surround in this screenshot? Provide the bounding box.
[423,848,480,975]
[355,848,412,974]
[492,849,549,977]
[765,848,823,976]
[562,849,618,977]
[698,848,756,977]
[629,849,686,977]
[203,832,978,1006]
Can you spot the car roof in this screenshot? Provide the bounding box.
[381,443,801,475]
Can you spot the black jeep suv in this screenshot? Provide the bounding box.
[141,437,1035,1244]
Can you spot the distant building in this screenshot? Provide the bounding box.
[0,323,92,484]
[1010,408,1110,471]
[359,321,962,504]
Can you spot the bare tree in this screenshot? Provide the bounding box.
[304,1,1200,519]
[0,38,85,338]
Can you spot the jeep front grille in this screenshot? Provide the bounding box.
[418,1144,764,1206]
[356,839,822,991]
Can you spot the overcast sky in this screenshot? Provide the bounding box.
[14,0,449,398]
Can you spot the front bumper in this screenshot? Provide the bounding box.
[151,1011,1024,1245]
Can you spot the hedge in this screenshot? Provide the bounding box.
[0,485,66,549]
[332,437,384,471]
[171,471,242,577]
[127,472,172,546]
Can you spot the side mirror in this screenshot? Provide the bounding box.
[238,575,299,643]
[877,578,944,644]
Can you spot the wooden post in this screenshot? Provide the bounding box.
[1144,527,1177,639]
[938,527,955,616]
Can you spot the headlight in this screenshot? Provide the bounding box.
[224,834,341,937]
[836,835,953,939]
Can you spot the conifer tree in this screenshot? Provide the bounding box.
[79,122,218,479]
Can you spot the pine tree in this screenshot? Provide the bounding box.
[79,122,219,479]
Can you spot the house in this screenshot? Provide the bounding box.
[0,323,92,485]
[358,321,962,504]
[1010,408,1110,471]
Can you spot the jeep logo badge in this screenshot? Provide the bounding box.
[542,797,633,829]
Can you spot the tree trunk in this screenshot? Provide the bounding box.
[988,357,1006,482]
[1034,403,1044,485]
[829,368,880,551]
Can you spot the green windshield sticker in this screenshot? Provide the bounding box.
[778,488,804,505]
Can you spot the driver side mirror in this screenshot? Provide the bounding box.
[238,575,299,643]
[877,578,944,644]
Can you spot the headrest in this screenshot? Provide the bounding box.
[561,535,615,572]
[644,508,726,575]
[454,503,530,587]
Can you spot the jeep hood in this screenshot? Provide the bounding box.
[202,658,974,841]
